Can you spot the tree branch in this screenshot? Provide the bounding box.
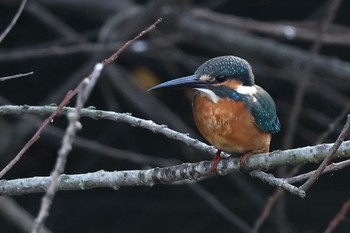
[0,105,218,156]
[0,105,349,197]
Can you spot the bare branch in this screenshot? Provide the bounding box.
[0,137,349,197]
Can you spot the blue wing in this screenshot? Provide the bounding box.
[248,86,281,134]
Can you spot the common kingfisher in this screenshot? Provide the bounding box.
[149,56,280,173]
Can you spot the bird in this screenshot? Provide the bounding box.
[148,55,280,174]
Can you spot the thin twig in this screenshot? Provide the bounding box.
[300,114,350,191]
[0,18,162,179]
[31,64,103,233]
[0,89,78,179]
[251,188,285,233]
[0,0,27,43]
[251,164,304,232]
[286,159,350,184]
[0,72,33,81]
[315,102,350,145]
[324,196,350,233]
[0,42,124,61]
[102,18,162,65]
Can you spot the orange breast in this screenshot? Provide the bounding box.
[192,92,271,154]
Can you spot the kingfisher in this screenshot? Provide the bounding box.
[149,56,280,174]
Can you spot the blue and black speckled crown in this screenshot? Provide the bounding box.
[195,56,255,86]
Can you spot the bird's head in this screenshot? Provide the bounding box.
[148,56,255,102]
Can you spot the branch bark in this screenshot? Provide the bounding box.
[0,105,349,197]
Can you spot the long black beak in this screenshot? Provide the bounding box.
[148,75,206,91]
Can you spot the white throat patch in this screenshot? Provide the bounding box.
[236,85,257,95]
[195,88,220,103]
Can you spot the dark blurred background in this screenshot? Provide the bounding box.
[0,0,350,232]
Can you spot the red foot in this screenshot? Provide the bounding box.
[211,150,222,175]
[239,152,251,172]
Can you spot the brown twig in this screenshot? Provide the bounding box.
[286,159,350,184]
[251,165,302,232]
[324,196,350,233]
[102,18,162,65]
[0,89,78,179]
[0,18,162,179]
[300,114,350,191]
[0,0,27,43]
[251,188,285,233]
[315,102,350,145]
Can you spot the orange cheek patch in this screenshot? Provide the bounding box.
[222,80,242,90]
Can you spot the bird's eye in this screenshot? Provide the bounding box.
[216,75,227,83]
